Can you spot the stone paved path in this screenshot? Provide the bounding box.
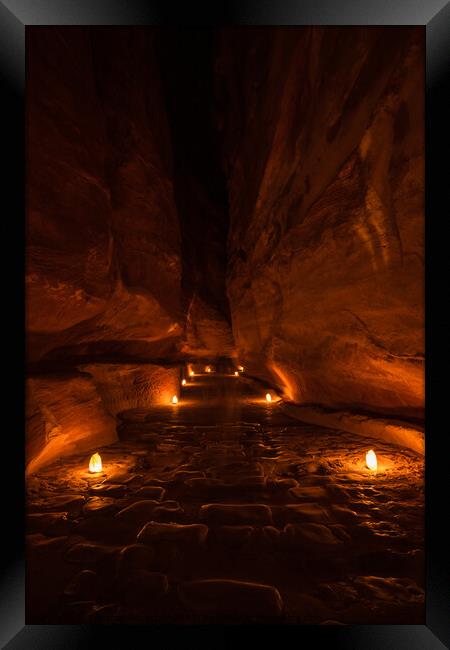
[26,373,424,624]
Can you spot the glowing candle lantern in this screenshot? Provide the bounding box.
[265,393,272,403]
[366,449,377,471]
[182,379,187,386]
[189,370,195,377]
[238,366,244,372]
[206,366,211,373]
[89,452,102,473]
[234,371,239,376]
[171,395,179,405]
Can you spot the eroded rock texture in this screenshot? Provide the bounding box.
[80,364,179,416]
[26,29,181,472]
[183,293,235,359]
[27,28,182,364]
[26,372,117,475]
[26,28,188,471]
[219,27,424,421]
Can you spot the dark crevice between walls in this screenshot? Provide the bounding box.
[155,28,235,360]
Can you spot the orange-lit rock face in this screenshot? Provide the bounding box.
[26,363,178,474]
[80,364,180,415]
[26,372,117,475]
[26,29,187,473]
[26,29,182,364]
[221,27,424,420]
[27,28,234,473]
[182,293,235,358]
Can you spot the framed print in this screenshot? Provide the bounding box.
[1,1,449,647]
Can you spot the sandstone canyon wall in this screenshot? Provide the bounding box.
[27,28,182,365]
[218,27,424,423]
[26,28,184,472]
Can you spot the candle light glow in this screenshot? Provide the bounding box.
[172,395,179,404]
[366,449,377,471]
[89,452,102,473]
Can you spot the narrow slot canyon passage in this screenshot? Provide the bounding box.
[26,27,425,625]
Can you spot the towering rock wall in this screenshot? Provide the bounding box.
[219,27,424,420]
[26,28,184,472]
[27,28,182,364]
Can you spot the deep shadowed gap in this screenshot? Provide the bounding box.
[155,28,231,325]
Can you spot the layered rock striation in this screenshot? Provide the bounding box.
[27,28,182,365]
[218,27,424,421]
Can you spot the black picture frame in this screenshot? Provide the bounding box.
[2,1,449,647]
